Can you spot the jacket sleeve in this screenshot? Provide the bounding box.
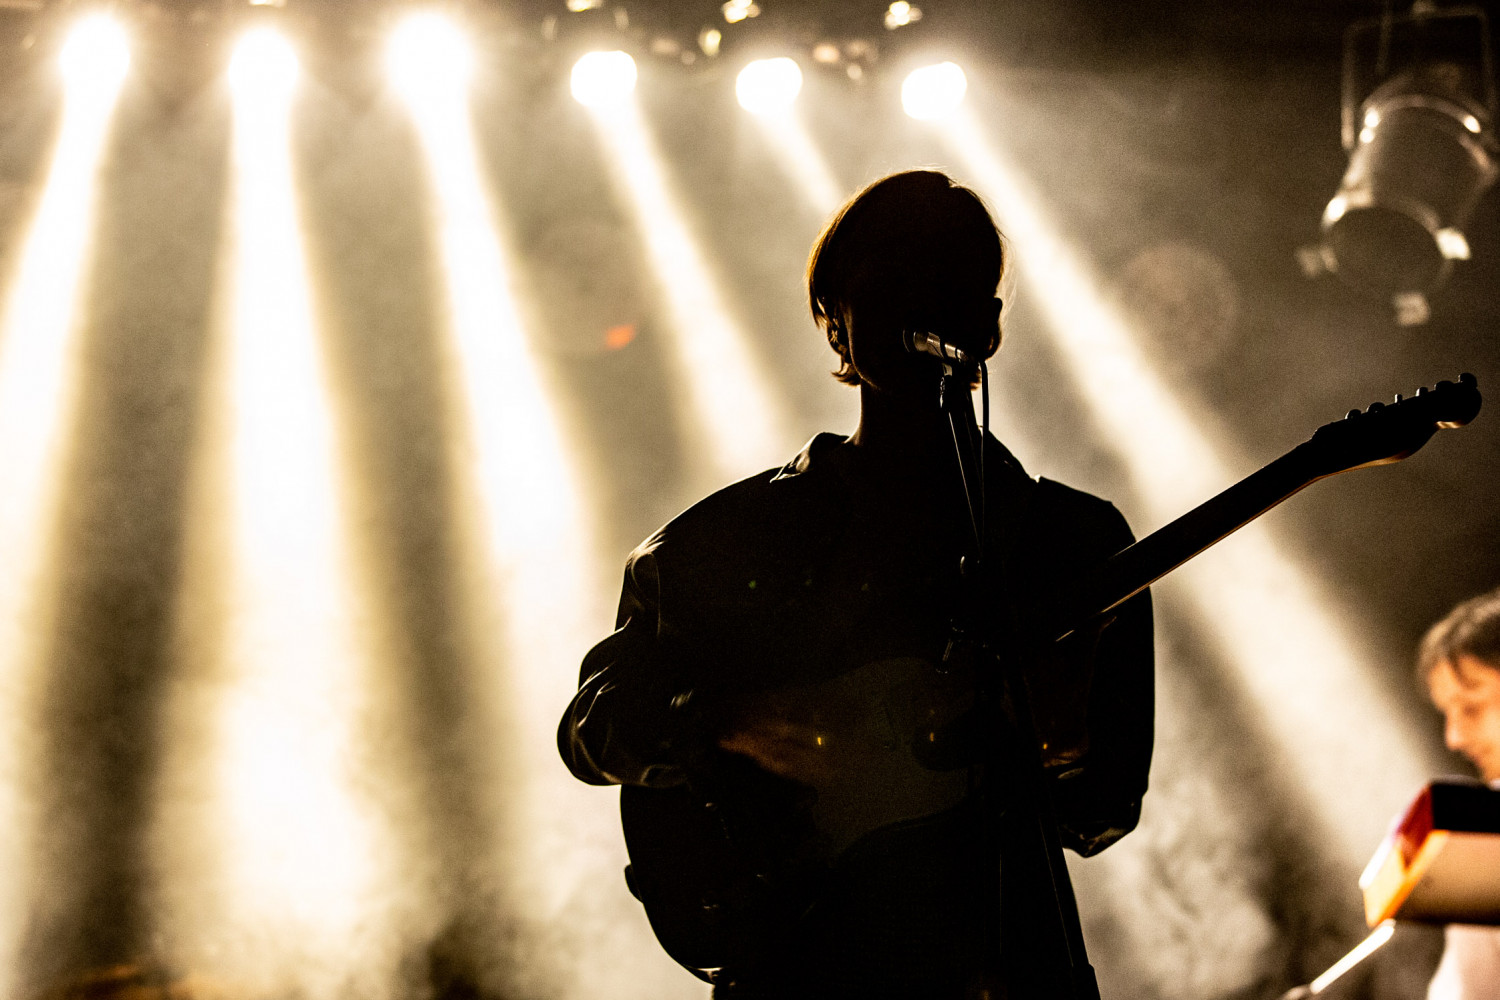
[557,539,702,788]
[1051,581,1153,856]
[1032,486,1155,857]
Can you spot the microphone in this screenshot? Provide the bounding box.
[904,329,973,367]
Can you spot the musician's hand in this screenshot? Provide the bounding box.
[717,713,845,786]
[1025,615,1111,770]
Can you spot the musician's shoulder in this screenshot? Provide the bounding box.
[637,433,845,555]
[983,438,1126,539]
[1031,476,1137,549]
[1032,476,1122,513]
[683,433,840,512]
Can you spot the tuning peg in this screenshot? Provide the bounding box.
[1367,401,1386,413]
[1345,409,1362,420]
[1393,393,1404,404]
[1415,385,1429,396]
[1436,379,1455,391]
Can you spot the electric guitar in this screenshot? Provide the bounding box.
[620,374,1484,978]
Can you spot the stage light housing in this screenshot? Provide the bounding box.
[1319,8,1498,307]
[1323,69,1497,296]
[901,61,966,120]
[735,57,802,114]
[570,50,636,108]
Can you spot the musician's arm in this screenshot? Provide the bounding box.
[1050,584,1153,855]
[1039,496,1156,857]
[558,541,704,788]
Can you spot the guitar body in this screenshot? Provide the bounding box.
[621,771,819,974]
[621,654,979,974]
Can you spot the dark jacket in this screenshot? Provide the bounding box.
[559,432,1154,997]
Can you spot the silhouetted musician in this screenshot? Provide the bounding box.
[558,170,1154,999]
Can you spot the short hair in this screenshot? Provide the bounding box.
[807,169,1005,385]
[1418,586,1500,686]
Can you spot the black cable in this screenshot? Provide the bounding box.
[979,359,988,560]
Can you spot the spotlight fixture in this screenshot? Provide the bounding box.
[735,56,802,114]
[1318,5,1498,319]
[570,49,636,108]
[901,60,966,120]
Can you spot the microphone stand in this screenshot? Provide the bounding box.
[933,358,1101,1000]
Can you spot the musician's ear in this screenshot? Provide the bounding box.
[826,317,846,350]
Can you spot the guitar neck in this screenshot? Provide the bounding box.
[1045,443,1327,642]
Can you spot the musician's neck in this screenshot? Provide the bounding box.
[848,382,959,477]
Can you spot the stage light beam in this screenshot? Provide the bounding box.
[736,57,842,215]
[165,29,396,992]
[744,107,843,216]
[391,19,604,914]
[0,12,128,995]
[585,95,792,484]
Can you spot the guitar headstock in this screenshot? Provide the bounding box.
[1303,373,1482,477]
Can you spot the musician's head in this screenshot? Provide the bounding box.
[807,170,1004,392]
[1420,586,1500,782]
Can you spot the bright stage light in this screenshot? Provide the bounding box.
[585,96,792,484]
[746,106,843,215]
[222,43,372,938]
[570,50,636,108]
[386,11,472,103]
[0,10,128,990]
[227,28,300,98]
[736,57,803,114]
[901,61,967,120]
[59,14,131,92]
[395,30,607,934]
[153,30,398,992]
